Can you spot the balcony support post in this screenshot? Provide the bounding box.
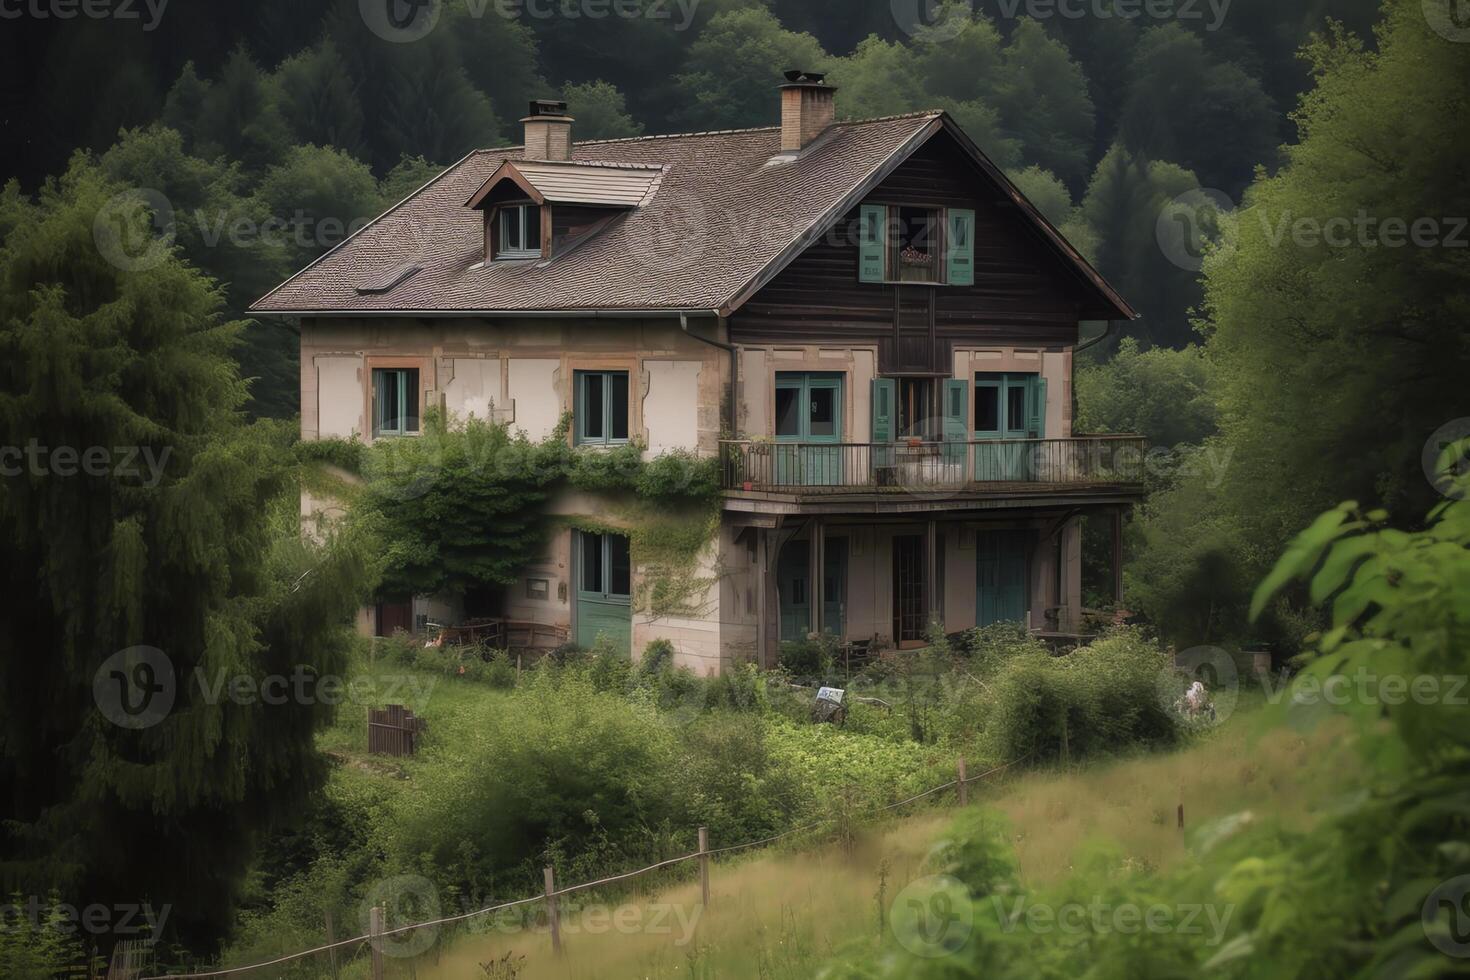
[756,528,770,668]
[1110,508,1124,606]
[926,518,939,629]
[810,519,824,637]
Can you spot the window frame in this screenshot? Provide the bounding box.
[574,369,631,446]
[495,202,542,260]
[371,367,420,438]
[889,204,944,284]
[578,531,632,600]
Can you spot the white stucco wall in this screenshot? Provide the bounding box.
[643,360,701,455]
[506,358,560,440]
[316,356,364,438]
[444,356,502,421]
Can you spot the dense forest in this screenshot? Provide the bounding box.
[2,0,1468,970]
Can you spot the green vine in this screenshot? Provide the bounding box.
[560,498,721,620]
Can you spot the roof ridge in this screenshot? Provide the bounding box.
[472,109,946,156]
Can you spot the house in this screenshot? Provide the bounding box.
[251,72,1144,675]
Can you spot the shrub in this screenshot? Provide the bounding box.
[639,638,676,675]
[964,621,1047,675]
[985,628,1178,763]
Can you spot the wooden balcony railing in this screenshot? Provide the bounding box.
[719,436,1147,493]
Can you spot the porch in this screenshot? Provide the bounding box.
[729,507,1128,667]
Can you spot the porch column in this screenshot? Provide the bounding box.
[756,529,770,668]
[810,518,825,636]
[926,518,939,628]
[1110,508,1124,605]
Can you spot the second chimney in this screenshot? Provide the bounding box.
[779,70,836,152]
[522,99,574,161]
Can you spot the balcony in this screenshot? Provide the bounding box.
[719,436,1146,505]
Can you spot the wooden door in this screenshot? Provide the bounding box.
[892,534,926,647]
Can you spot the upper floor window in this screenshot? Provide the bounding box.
[575,370,630,445]
[496,203,541,259]
[858,204,974,286]
[372,367,420,437]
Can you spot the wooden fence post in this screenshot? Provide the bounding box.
[544,865,562,955]
[368,905,384,980]
[956,757,968,806]
[325,909,339,979]
[698,826,710,907]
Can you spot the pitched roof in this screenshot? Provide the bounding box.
[251,112,1134,319]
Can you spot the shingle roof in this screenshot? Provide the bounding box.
[467,159,665,208]
[251,111,1134,319]
[252,113,945,314]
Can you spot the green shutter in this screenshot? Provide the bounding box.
[859,204,886,283]
[943,379,969,465]
[1026,376,1047,438]
[946,208,975,286]
[871,377,895,470]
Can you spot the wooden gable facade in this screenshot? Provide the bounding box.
[728,130,1108,375]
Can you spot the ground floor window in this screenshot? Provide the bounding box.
[372,367,419,437]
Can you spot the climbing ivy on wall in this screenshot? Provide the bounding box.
[300,413,723,607]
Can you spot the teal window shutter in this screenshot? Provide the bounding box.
[1026,376,1047,438]
[943,379,969,464]
[871,378,895,443]
[946,208,975,286]
[859,204,886,283]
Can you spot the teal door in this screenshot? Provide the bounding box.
[575,530,632,652]
[973,373,1045,481]
[776,537,848,640]
[976,530,1030,626]
[775,373,843,486]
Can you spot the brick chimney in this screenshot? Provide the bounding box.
[779,70,836,152]
[522,99,573,161]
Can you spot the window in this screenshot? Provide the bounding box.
[579,532,631,599]
[372,368,419,437]
[575,370,630,444]
[974,372,1042,437]
[496,203,541,259]
[897,378,934,438]
[893,206,940,282]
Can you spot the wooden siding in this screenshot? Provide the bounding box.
[729,132,1101,373]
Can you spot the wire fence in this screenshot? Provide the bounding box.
[134,753,1028,980]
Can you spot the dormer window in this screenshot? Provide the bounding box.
[496,203,541,260]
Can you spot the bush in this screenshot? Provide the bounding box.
[985,628,1178,763]
[638,638,675,675]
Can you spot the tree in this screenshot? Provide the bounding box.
[1118,24,1279,197]
[196,47,293,173]
[993,20,1095,190]
[1075,338,1215,448]
[672,8,828,130]
[0,162,374,949]
[270,39,366,158]
[560,80,644,141]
